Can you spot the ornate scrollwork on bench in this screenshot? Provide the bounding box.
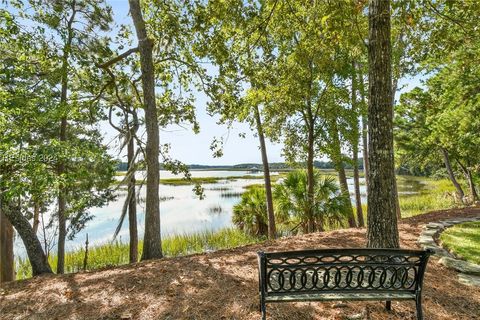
[257,248,432,320]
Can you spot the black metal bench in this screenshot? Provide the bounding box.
[257,248,432,320]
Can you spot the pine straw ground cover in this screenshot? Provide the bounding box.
[1,207,479,320]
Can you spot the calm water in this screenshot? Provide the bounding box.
[14,171,425,255]
[15,171,268,254]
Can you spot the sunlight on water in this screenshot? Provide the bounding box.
[14,171,423,256]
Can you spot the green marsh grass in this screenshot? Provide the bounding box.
[15,228,260,280]
[158,175,264,185]
[397,176,456,217]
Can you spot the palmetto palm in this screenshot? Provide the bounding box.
[274,170,349,233]
[232,186,269,236]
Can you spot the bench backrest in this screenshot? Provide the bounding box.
[258,248,432,297]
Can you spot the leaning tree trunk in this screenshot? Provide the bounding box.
[0,207,15,282]
[440,148,465,203]
[366,0,399,248]
[129,0,162,260]
[127,129,138,263]
[1,198,52,276]
[254,106,276,239]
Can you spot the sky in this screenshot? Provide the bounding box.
[103,0,424,166]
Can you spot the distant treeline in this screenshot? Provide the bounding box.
[116,159,365,172]
[115,160,440,177]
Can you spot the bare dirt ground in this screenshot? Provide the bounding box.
[1,207,479,320]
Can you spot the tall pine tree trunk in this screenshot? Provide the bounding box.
[441,148,465,203]
[127,129,138,263]
[129,0,162,260]
[0,207,15,282]
[366,0,399,248]
[1,197,52,276]
[254,106,276,239]
[57,78,68,274]
[57,8,76,274]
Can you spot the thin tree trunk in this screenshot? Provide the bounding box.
[32,202,40,234]
[391,76,401,220]
[362,116,369,191]
[456,159,478,202]
[0,207,15,282]
[358,69,369,193]
[466,171,479,202]
[127,129,138,263]
[393,176,401,219]
[306,125,316,233]
[41,211,49,259]
[351,63,364,227]
[353,150,364,227]
[254,106,276,239]
[1,198,52,276]
[336,160,356,228]
[57,6,76,274]
[441,148,465,203]
[57,163,67,274]
[467,170,479,202]
[367,0,399,248]
[329,119,356,228]
[129,0,162,260]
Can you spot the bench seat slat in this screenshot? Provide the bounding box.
[265,291,415,302]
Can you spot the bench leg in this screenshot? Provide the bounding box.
[260,302,266,320]
[416,294,423,320]
[259,295,266,320]
[385,300,391,311]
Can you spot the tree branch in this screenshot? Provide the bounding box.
[98,47,139,69]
